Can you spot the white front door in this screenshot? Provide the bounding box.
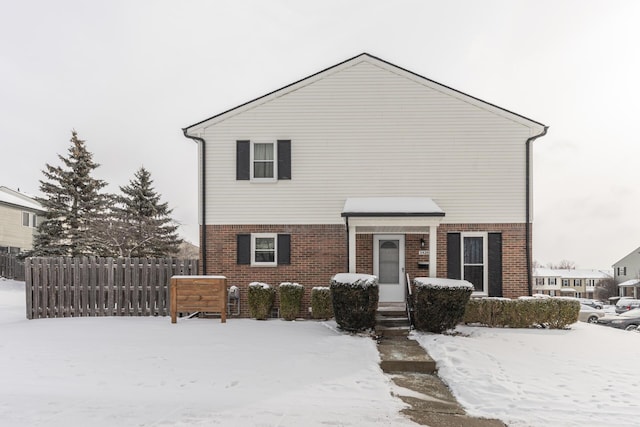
[374,234,405,302]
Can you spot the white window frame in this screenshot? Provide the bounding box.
[250,141,277,182]
[549,278,557,286]
[460,232,488,296]
[562,279,569,287]
[251,233,277,267]
[535,277,545,286]
[574,279,581,287]
[22,211,37,228]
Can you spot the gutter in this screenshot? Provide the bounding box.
[526,126,549,295]
[182,129,207,274]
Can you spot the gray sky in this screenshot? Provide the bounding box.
[2,0,638,270]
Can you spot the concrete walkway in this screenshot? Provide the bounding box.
[376,304,506,426]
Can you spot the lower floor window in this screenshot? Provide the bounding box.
[252,234,276,265]
[462,232,488,294]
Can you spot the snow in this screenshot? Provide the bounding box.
[331,273,377,287]
[413,277,474,290]
[3,277,639,427]
[413,324,640,427]
[279,282,303,288]
[248,281,271,289]
[0,186,44,211]
[0,279,415,427]
[341,197,444,216]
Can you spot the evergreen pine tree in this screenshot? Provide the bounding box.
[32,130,108,256]
[112,167,182,257]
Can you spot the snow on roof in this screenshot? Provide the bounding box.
[618,279,640,288]
[533,268,612,280]
[0,186,44,212]
[413,277,474,290]
[341,197,444,217]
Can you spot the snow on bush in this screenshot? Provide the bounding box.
[464,298,580,329]
[248,282,275,320]
[311,287,333,320]
[413,277,473,333]
[278,282,304,321]
[330,273,378,332]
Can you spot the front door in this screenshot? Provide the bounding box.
[374,234,405,302]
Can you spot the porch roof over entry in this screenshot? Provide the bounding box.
[341,197,445,217]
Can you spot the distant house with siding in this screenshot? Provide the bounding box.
[533,268,612,299]
[612,247,640,298]
[182,53,547,317]
[0,186,45,254]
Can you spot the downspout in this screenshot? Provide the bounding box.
[526,126,549,295]
[182,129,207,274]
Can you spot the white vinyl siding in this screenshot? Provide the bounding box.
[195,59,537,225]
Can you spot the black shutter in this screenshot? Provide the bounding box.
[277,234,291,265]
[488,233,503,297]
[236,140,250,180]
[447,233,461,279]
[237,234,251,264]
[277,140,291,180]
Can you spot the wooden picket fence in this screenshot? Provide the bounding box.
[25,257,199,319]
[0,254,25,281]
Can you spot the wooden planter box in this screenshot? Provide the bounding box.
[170,275,227,323]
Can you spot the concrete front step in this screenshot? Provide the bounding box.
[376,325,410,337]
[376,315,410,327]
[377,338,437,374]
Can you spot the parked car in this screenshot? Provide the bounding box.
[577,298,603,309]
[614,298,640,314]
[597,308,640,331]
[578,304,605,324]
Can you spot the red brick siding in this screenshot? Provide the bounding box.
[203,224,347,318]
[436,223,529,298]
[200,222,529,317]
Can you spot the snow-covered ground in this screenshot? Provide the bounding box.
[0,279,415,427]
[414,321,640,427]
[2,278,639,427]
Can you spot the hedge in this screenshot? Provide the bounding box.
[463,298,580,329]
[279,282,304,321]
[248,282,276,320]
[413,277,474,333]
[330,273,378,332]
[311,287,333,320]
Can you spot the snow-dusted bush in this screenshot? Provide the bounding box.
[248,282,276,320]
[464,298,580,329]
[330,273,378,332]
[413,278,473,333]
[279,282,304,321]
[310,287,333,320]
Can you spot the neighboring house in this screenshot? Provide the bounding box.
[612,247,640,298]
[183,53,547,316]
[0,186,45,254]
[532,268,612,299]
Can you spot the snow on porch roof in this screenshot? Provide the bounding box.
[618,279,640,288]
[341,197,445,217]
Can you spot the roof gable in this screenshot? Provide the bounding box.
[184,53,546,134]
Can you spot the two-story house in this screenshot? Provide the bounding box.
[533,268,612,299]
[612,247,640,298]
[183,53,547,316]
[0,186,45,254]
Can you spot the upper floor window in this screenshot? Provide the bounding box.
[574,279,581,287]
[252,143,275,179]
[236,140,291,181]
[562,279,569,287]
[22,212,37,228]
[535,278,544,286]
[617,266,627,276]
[549,278,557,286]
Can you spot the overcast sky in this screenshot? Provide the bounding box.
[2,0,638,270]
